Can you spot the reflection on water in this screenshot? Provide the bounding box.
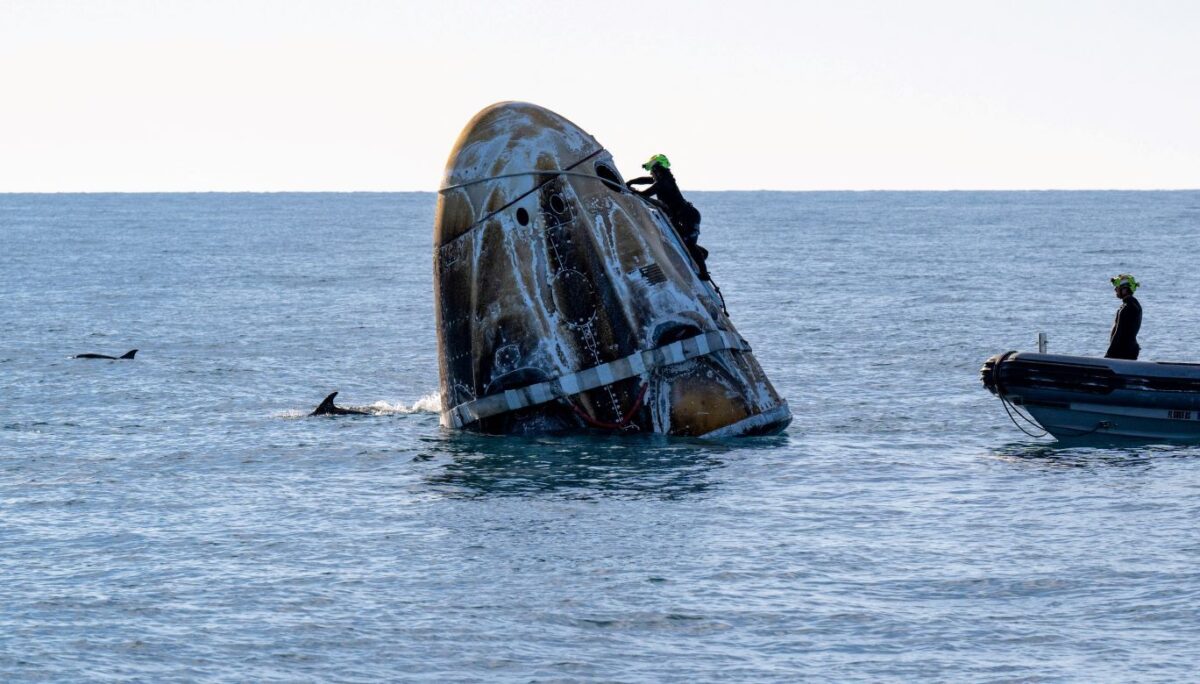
[417,431,786,499]
[988,440,1178,469]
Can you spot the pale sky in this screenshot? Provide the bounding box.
[1,0,1197,191]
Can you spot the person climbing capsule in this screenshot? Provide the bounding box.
[625,154,710,280]
[1105,273,1142,360]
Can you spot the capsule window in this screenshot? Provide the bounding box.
[516,207,529,226]
[594,162,624,192]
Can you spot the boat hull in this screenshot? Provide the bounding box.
[982,351,1200,442]
[1023,402,1200,442]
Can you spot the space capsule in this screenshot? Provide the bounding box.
[433,101,790,437]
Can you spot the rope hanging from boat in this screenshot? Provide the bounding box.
[991,350,1049,438]
[998,392,1049,438]
[992,352,1108,439]
[998,392,1112,439]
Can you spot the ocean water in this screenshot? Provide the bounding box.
[3,190,1200,682]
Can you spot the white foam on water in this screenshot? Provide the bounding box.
[366,392,442,415]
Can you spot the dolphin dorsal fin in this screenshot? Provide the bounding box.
[312,391,340,416]
[120,349,138,359]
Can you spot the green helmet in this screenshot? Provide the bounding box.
[642,154,671,171]
[1110,273,1140,292]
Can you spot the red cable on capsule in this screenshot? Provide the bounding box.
[569,382,648,430]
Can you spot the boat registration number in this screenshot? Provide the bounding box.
[1167,409,1199,420]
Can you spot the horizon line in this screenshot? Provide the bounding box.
[2,187,1199,195]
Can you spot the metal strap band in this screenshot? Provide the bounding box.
[447,330,751,429]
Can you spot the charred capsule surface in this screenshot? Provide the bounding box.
[433,102,790,437]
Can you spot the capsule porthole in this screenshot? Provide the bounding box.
[594,163,624,192]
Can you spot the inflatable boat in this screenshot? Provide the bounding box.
[981,351,1200,442]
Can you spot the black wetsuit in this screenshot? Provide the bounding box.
[1105,294,1141,360]
[627,167,708,277]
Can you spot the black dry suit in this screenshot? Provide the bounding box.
[627,166,709,278]
[1105,294,1142,360]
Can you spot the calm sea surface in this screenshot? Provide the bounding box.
[3,191,1200,682]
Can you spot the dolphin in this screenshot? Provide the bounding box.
[310,391,370,416]
[75,349,137,360]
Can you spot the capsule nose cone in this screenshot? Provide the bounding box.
[436,102,603,247]
[441,102,600,186]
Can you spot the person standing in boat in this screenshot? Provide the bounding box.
[626,154,711,281]
[1105,273,1142,360]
